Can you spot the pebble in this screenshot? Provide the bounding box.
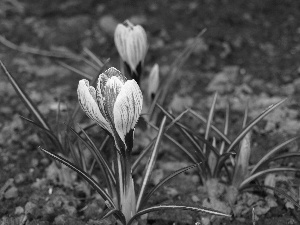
[14,173,26,184]
[25,202,37,214]
[14,206,24,215]
[4,186,18,199]
[191,175,200,184]
[191,195,200,202]
[98,15,118,36]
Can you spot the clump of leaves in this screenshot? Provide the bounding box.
[154,94,300,222]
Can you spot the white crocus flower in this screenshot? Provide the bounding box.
[114,20,147,81]
[147,64,159,101]
[77,67,143,154]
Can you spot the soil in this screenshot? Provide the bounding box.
[1,0,300,224]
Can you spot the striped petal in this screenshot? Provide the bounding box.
[113,80,143,144]
[103,76,124,125]
[126,25,147,72]
[97,67,126,119]
[77,79,111,132]
[114,21,147,73]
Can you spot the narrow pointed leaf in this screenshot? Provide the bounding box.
[141,163,201,208]
[147,122,199,165]
[38,146,115,208]
[128,204,231,225]
[101,208,126,225]
[203,92,218,154]
[67,125,115,185]
[20,116,64,154]
[0,61,51,131]
[83,47,104,67]
[136,116,167,211]
[226,99,287,153]
[188,108,231,145]
[239,167,300,190]
[219,102,230,155]
[250,136,300,175]
[58,61,93,79]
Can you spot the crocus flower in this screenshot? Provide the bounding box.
[114,20,147,83]
[77,67,143,154]
[147,64,159,101]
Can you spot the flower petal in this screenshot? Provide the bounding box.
[147,64,159,100]
[104,76,124,124]
[114,21,147,73]
[113,80,143,143]
[77,79,110,132]
[126,25,147,71]
[97,67,126,119]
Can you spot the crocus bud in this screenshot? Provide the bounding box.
[147,64,159,101]
[114,20,147,83]
[232,131,251,188]
[77,67,143,154]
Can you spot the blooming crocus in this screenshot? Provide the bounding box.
[77,67,143,154]
[114,20,147,84]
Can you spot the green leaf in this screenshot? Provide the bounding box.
[250,136,300,175]
[147,122,199,165]
[66,125,116,185]
[203,92,218,154]
[141,163,201,209]
[128,204,231,225]
[188,108,231,145]
[136,116,167,211]
[0,61,51,131]
[38,146,116,208]
[20,116,65,154]
[239,167,300,190]
[226,98,287,153]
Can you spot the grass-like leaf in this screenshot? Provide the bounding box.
[132,138,156,172]
[157,105,206,161]
[219,102,230,155]
[239,167,300,190]
[203,92,218,154]
[226,98,287,153]
[128,204,231,225]
[270,152,300,161]
[0,61,51,131]
[38,146,116,208]
[140,163,201,209]
[58,61,93,79]
[83,47,104,68]
[20,116,65,154]
[215,99,287,176]
[148,122,199,164]
[67,125,116,185]
[136,116,167,211]
[188,108,231,145]
[244,184,300,209]
[250,136,300,175]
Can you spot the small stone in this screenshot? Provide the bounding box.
[191,175,200,184]
[54,214,67,225]
[25,202,38,214]
[165,187,178,197]
[191,195,200,202]
[15,206,24,215]
[31,158,39,167]
[4,186,18,199]
[14,173,26,184]
[98,15,118,36]
[151,169,164,185]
